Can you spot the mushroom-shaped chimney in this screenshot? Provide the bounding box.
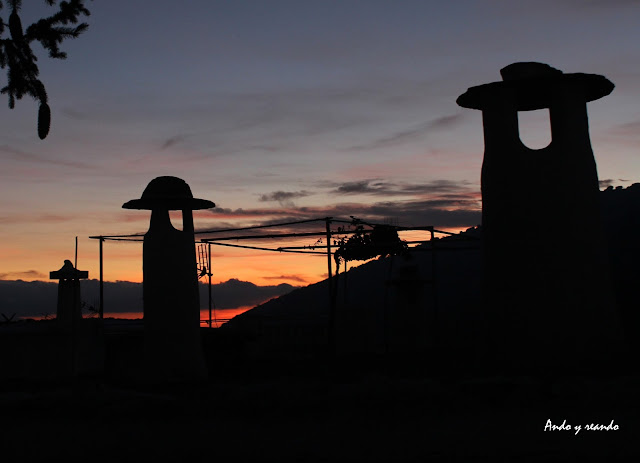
[123,176,214,379]
[456,62,621,375]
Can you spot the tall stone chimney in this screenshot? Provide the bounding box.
[457,63,621,374]
[123,176,215,379]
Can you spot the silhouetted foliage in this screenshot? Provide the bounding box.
[81,299,98,318]
[0,0,90,139]
[334,221,407,266]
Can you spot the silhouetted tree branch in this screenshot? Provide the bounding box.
[0,0,91,139]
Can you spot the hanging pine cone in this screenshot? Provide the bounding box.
[9,10,23,40]
[1,1,91,139]
[38,102,51,139]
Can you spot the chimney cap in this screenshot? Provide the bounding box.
[457,62,614,111]
[122,176,215,211]
[50,260,88,280]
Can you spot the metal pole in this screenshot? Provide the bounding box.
[326,218,333,292]
[208,242,212,328]
[326,217,335,354]
[72,236,79,376]
[71,275,77,377]
[430,228,438,363]
[99,237,104,319]
[73,235,79,375]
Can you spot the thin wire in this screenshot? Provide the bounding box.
[88,235,144,240]
[90,219,450,241]
[88,236,144,242]
[195,217,328,235]
[89,217,330,240]
[207,241,328,255]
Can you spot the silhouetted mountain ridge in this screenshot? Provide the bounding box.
[224,184,640,356]
[0,278,298,319]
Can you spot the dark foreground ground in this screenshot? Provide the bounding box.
[2,356,639,462]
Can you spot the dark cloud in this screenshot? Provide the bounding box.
[332,180,373,194]
[327,179,472,197]
[199,178,480,241]
[201,197,481,234]
[0,278,297,319]
[380,198,480,225]
[258,190,313,207]
[600,178,632,189]
[262,274,309,284]
[346,114,465,151]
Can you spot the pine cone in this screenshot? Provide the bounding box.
[38,102,51,139]
[9,11,23,40]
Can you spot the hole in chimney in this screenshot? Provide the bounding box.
[169,211,184,231]
[518,108,552,150]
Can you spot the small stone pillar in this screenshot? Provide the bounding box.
[123,176,215,379]
[50,260,88,329]
[457,62,621,374]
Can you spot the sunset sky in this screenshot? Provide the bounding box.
[1,0,639,293]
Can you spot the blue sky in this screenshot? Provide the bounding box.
[1,0,639,285]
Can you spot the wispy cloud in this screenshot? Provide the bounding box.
[608,120,640,137]
[429,114,465,129]
[160,134,189,150]
[60,107,87,120]
[346,114,465,152]
[0,145,95,170]
[0,213,76,225]
[159,132,206,150]
[0,270,47,280]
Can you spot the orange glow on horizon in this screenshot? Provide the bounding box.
[97,306,255,325]
[29,306,255,325]
[1,219,475,286]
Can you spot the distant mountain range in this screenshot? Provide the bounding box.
[0,278,297,320]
